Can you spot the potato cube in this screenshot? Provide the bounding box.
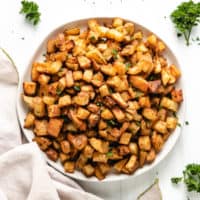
[33,137,51,151]
[83,69,93,83]
[46,148,58,161]
[95,167,105,180]
[65,27,80,35]
[88,114,100,128]
[24,112,35,128]
[160,97,178,112]
[111,93,128,108]
[38,74,50,85]
[93,152,108,163]
[31,63,40,81]
[128,122,140,135]
[101,64,116,76]
[156,41,165,52]
[34,120,48,136]
[151,131,164,152]
[142,108,157,121]
[125,155,137,173]
[91,72,104,87]
[119,133,132,145]
[139,96,151,108]
[112,18,123,27]
[99,85,110,97]
[58,95,72,107]
[83,145,94,158]
[166,117,178,129]
[78,56,91,69]
[114,158,128,172]
[43,96,56,105]
[65,70,74,88]
[89,138,109,153]
[146,148,156,163]
[76,107,90,120]
[64,161,75,173]
[23,82,37,96]
[60,140,71,154]
[33,97,46,117]
[139,151,147,167]
[36,61,62,74]
[73,71,83,81]
[48,104,61,117]
[129,76,149,92]
[47,118,64,137]
[147,34,157,47]
[83,164,95,177]
[112,107,125,122]
[138,136,151,151]
[129,143,138,155]
[86,49,106,64]
[59,153,70,163]
[157,108,167,121]
[74,92,90,106]
[76,154,88,170]
[101,108,114,120]
[98,163,110,175]
[153,120,167,134]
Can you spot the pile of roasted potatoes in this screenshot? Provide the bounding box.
[22,18,183,180]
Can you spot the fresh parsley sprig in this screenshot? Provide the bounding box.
[171,163,200,193]
[20,0,41,25]
[170,0,200,46]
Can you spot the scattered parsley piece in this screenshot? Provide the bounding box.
[74,85,81,91]
[177,123,182,127]
[177,33,182,37]
[170,0,200,46]
[90,36,96,42]
[20,0,41,25]
[106,151,113,157]
[185,121,189,125]
[112,49,118,59]
[125,62,131,70]
[107,119,117,127]
[135,90,144,98]
[56,87,62,96]
[171,177,182,184]
[96,102,103,106]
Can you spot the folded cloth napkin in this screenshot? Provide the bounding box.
[0,48,102,200]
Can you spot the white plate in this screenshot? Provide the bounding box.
[17,17,185,182]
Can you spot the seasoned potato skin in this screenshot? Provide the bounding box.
[23,18,183,180]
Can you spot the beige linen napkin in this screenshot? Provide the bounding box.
[0,48,102,200]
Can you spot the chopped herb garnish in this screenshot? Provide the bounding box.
[112,49,118,59]
[56,87,62,96]
[62,116,69,123]
[20,0,41,26]
[96,102,103,106]
[177,33,182,37]
[185,121,189,125]
[109,87,114,93]
[74,85,81,91]
[90,36,96,42]
[106,151,113,157]
[177,123,182,127]
[125,62,131,70]
[135,121,141,126]
[107,119,117,127]
[173,112,177,118]
[170,0,200,45]
[171,177,182,184]
[135,91,144,98]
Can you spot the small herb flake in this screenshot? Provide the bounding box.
[96,102,103,106]
[90,36,96,42]
[177,33,182,37]
[125,62,131,70]
[177,123,182,127]
[20,0,41,26]
[107,119,117,127]
[74,85,81,92]
[185,121,189,125]
[171,177,182,184]
[112,49,118,59]
[106,151,113,157]
[56,87,62,96]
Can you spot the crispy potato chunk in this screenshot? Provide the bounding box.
[125,155,137,173]
[36,61,62,74]
[65,70,74,88]
[112,107,126,122]
[139,96,151,108]
[114,158,128,172]
[83,145,94,159]
[93,152,108,163]
[77,107,90,120]
[101,64,116,76]
[151,132,164,152]
[111,93,128,108]
[146,148,156,163]
[129,143,138,155]
[59,153,70,163]
[33,97,46,117]
[139,151,147,167]
[83,164,95,177]
[86,49,106,64]
[76,154,88,170]
[46,148,58,161]
[64,161,75,173]
[34,120,48,136]
[88,113,100,128]
[74,92,90,106]
[23,82,37,96]
[87,103,100,113]
[95,167,105,180]
[129,76,149,92]
[58,95,72,107]
[171,89,183,103]
[142,108,157,121]
[60,140,71,154]
[153,120,167,134]
[73,71,83,81]
[160,97,178,112]
[47,118,64,137]
[78,55,91,69]
[47,104,60,117]
[166,117,178,130]
[101,108,114,120]
[43,96,56,105]
[24,112,35,128]
[138,136,151,151]
[67,133,88,150]
[83,69,93,83]
[89,138,109,153]
[33,137,52,151]
[119,133,132,145]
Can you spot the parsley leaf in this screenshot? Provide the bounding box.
[112,49,118,60]
[73,85,81,92]
[106,151,113,157]
[125,62,131,70]
[171,177,182,184]
[20,0,41,25]
[170,0,200,46]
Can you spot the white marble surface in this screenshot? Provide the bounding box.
[0,0,200,199]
